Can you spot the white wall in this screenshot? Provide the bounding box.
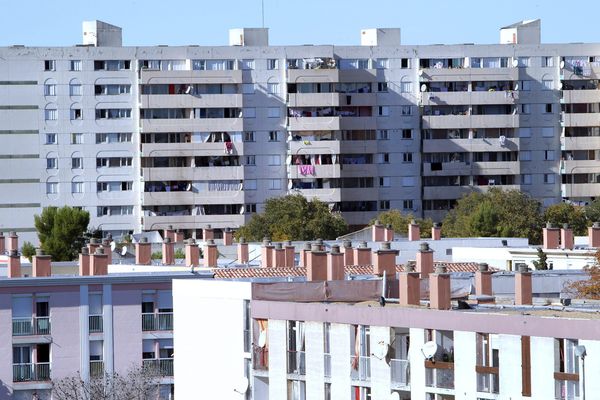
[409,328,426,400]
[530,336,555,399]
[268,319,288,399]
[305,322,325,400]
[453,331,476,399]
[330,323,351,400]
[370,326,392,400]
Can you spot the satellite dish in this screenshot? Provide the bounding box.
[421,341,440,360]
[121,246,128,256]
[233,377,249,394]
[418,69,424,76]
[420,84,427,92]
[514,83,519,91]
[512,59,519,67]
[558,82,563,90]
[560,60,565,69]
[110,241,116,252]
[258,330,267,348]
[373,341,389,360]
[389,393,400,400]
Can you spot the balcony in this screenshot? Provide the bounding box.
[288,164,341,179]
[253,347,269,371]
[143,214,246,231]
[12,317,50,336]
[476,366,499,394]
[288,116,341,131]
[289,188,341,203]
[143,358,174,377]
[324,353,331,378]
[142,142,244,157]
[421,90,516,106]
[350,356,371,382]
[554,372,580,400]
[89,315,103,333]
[287,350,306,375]
[425,360,454,389]
[140,117,243,133]
[139,69,243,84]
[140,93,243,108]
[142,166,244,181]
[422,114,518,130]
[561,183,600,198]
[562,136,600,151]
[288,139,340,155]
[13,363,51,382]
[423,137,520,153]
[142,312,173,331]
[391,359,410,388]
[90,360,104,378]
[287,68,339,83]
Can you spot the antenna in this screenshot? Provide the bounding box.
[261,0,265,28]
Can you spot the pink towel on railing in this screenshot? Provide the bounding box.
[299,165,315,175]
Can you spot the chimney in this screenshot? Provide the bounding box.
[299,242,311,268]
[164,225,175,242]
[474,263,494,303]
[174,229,185,243]
[203,224,214,241]
[372,220,385,242]
[431,223,442,241]
[416,242,434,277]
[79,247,90,276]
[399,263,420,306]
[515,264,532,305]
[430,265,451,310]
[90,248,108,275]
[162,237,174,265]
[327,245,345,280]
[408,220,420,241]
[384,224,394,242]
[353,241,372,266]
[342,240,354,266]
[185,239,200,266]
[284,241,295,267]
[135,237,152,265]
[8,231,18,252]
[203,239,218,267]
[261,238,274,268]
[373,242,399,277]
[88,238,101,255]
[272,243,286,267]
[589,222,600,248]
[32,249,52,277]
[560,224,574,250]
[542,222,560,249]
[223,228,234,246]
[237,237,249,263]
[101,239,112,265]
[0,232,5,254]
[7,249,21,278]
[315,238,325,251]
[307,244,327,281]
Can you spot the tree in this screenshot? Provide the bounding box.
[370,209,434,238]
[565,249,600,299]
[543,202,587,236]
[52,365,161,400]
[442,188,544,243]
[21,241,36,262]
[236,195,347,241]
[532,248,548,270]
[34,206,90,261]
[585,198,600,224]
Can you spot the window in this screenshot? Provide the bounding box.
[96,132,132,143]
[267,155,281,166]
[70,84,82,96]
[542,127,554,137]
[241,59,255,70]
[268,131,280,142]
[44,84,56,96]
[543,80,554,90]
[520,151,531,161]
[400,58,410,68]
[70,60,82,71]
[45,134,57,144]
[379,200,390,210]
[95,84,131,95]
[518,80,531,91]
[379,177,391,187]
[44,60,55,71]
[268,179,281,190]
[519,104,531,115]
[378,153,390,163]
[544,174,555,184]
[401,81,412,93]
[377,82,388,92]
[45,108,57,121]
[46,182,58,194]
[518,127,531,138]
[401,177,416,187]
[46,158,57,169]
[401,106,412,115]
[402,129,413,139]
[243,108,256,118]
[521,174,532,185]
[245,155,256,166]
[517,57,530,67]
[71,133,83,144]
[243,131,255,142]
[95,109,131,119]
[242,84,256,94]
[245,203,257,213]
[267,59,279,70]
[544,150,555,161]
[542,56,554,67]
[402,152,413,163]
[267,107,281,118]
[375,58,389,69]
[403,200,414,210]
[267,83,280,95]
[244,180,257,190]
[96,181,133,192]
[95,60,131,70]
[377,130,389,140]
[71,181,84,193]
[71,157,83,169]
[71,108,82,120]
[378,106,390,117]
[545,104,553,113]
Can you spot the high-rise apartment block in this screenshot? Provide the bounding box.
[1,19,599,243]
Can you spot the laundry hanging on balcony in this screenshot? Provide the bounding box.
[298,165,315,176]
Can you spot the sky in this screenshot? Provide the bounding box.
[1,0,600,47]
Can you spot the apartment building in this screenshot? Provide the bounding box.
[2,19,600,243]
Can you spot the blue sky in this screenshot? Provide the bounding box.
[1,0,600,46]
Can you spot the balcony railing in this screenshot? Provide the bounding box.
[142,358,174,377]
[554,372,580,400]
[324,353,331,378]
[12,317,51,336]
[391,359,410,387]
[350,356,371,381]
[476,366,499,393]
[253,347,269,370]
[425,360,454,389]
[89,315,103,333]
[142,312,173,331]
[287,350,306,375]
[90,360,104,378]
[13,363,51,382]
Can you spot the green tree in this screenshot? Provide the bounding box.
[370,209,434,238]
[34,206,90,261]
[543,202,587,235]
[585,198,600,224]
[442,188,544,243]
[236,195,347,241]
[532,248,548,270]
[21,241,36,262]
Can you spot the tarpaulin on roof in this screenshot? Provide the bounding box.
[252,280,382,302]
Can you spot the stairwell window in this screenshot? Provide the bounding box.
[377,82,388,92]
[542,56,555,67]
[521,174,532,185]
[268,179,281,190]
[377,130,389,140]
[70,60,82,71]
[402,153,413,163]
[543,80,554,90]
[267,59,279,70]
[544,174,555,184]
[46,182,58,194]
[46,158,57,169]
[243,131,255,142]
[380,177,391,187]
[72,181,84,193]
[243,108,256,118]
[378,106,390,117]
[45,134,57,145]
[267,107,281,118]
[44,84,56,96]
[241,59,255,70]
[401,82,413,93]
[71,158,83,169]
[403,200,414,210]
[402,129,413,139]
[44,60,56,71]
[268,131,280,142]
[244,180,257,190]
[375,58,389,69]
[379,200,390,210]
[517,57,531,67]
